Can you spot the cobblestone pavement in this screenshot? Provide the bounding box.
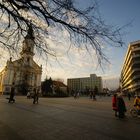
[0,95,139,140]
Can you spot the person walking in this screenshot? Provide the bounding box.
[92,92,96,101]
[134,94,140,117]
[27,91,31,99]
[74,91,77,99]
[112,94,118,117]
[36,88,40,103]
[33,88,38,104]
[93,86,98,100]
[89,90,92,99]
[117,93,127,118]
[77,91,80,99]
[8,83,15,103]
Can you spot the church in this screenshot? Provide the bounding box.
[0,26,42,95]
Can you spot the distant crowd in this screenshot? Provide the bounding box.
[8,82,40,104]
[6,83,140,118]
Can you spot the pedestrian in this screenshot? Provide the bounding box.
[74,91,77,99]
[89,90,92,99]
[27,91,31,99]
[33,88,38,104]
[36,88,40,103]
[117,93,127,118]
[93,86,98,100]
[93,92,96,101]
[8,83,15,103]
[77,91,80,98]
[112,94,118,117]
[134,94,140,117]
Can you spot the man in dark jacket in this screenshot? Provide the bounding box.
[117,93,127,118]
[9,83,15,103]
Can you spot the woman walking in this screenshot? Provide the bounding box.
[112,94,118,117]
[117,93,127,118]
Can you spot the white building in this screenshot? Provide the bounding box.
[0,26,42,95]
[120,40,140,93]
[67,74,103,93]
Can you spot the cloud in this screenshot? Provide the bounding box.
[0,10,122,90]
[102,76,120,90]
[0,13,9,24]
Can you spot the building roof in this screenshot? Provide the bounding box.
[53,81,67,87]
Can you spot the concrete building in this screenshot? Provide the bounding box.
[0,26,42,95]
[67,74,103,93]
[120,40,140,94]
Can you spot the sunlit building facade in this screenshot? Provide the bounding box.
[121,40,140,93]
[67,74,103,93]
[0,27,42,95]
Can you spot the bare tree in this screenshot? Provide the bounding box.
[0,0,124,64]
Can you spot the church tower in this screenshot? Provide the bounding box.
[0,25,42,95]
[20,25,35,66]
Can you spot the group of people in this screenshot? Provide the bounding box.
[112,93,140,118]
[89,91,96,100]
[74,92,80,99]
[73,90,97,100]
[112,93,127,118]
[7,84,140,118]
[8,83,40,104]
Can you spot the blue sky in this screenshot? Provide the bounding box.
[100,0,140,41]
[0,0,140,89]
[68,0,140,89]
[99,0,140,88]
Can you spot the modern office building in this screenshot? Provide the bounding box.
[120,40,140,93]
[67,74,103,93]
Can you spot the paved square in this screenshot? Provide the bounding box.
[0,95,139,140]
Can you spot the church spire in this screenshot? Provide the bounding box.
[25,24,35,40]
[20,24,35,57]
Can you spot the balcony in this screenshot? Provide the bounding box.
[131,75,140,81]
[131,68,140,74]
[132,54,140,58]
[132,47,140,51]
[133,82,140,87]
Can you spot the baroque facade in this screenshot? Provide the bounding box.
[0,26,42,94]
[67,74,103,93]
[120,40,140,93]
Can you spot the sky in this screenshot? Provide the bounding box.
[0,0,140,90]
[42,0,140,89]
[98,0,140,89]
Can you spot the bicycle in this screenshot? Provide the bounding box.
[130,107,140,117]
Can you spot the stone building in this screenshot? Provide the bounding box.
[0,26,42,95]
